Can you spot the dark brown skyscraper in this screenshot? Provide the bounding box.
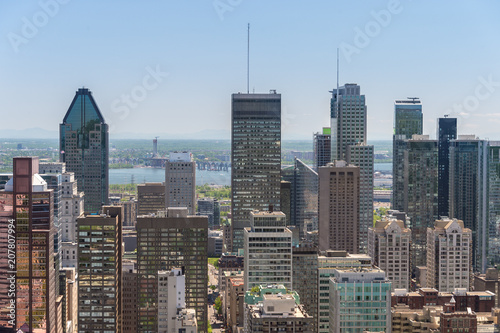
[0,157,58,332]
[318,161,360,253]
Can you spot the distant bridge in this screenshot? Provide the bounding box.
[197,161,230,172]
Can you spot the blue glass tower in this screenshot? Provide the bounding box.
[60,88,108,213]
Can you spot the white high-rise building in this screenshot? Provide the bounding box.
[368,216,411,290]
[244,211,292,290]
[165,151,196,215]
[158,268,192,333]
[426,217,472,292]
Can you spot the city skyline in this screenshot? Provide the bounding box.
[1,2,500,140]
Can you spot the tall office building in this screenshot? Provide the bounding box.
[165,152,196,215]
[426,218,472,292]
[231,92,281,251]
[318,161,360,253]
[329,268,392,333]
[197,198,220,227]
[317,251,372,333]
[0,157,59,332]
[313,127,331,171]
[368,217,411,290]
[347,143,374,251]
[392,98,423,211]
[403,135,439,270]
[437,117,457,217]
[60,87,109,213]
[488,142,500,267]
[77,206,123,333]
[330,84,374,252]
[292,246,318,333]
[449,136,489,273]
[137,208,208,333]
[244,211,292,290]
[137,182,165,215]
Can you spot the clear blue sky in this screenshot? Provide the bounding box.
[1,1,499,140]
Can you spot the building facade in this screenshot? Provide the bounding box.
[437,117,457,218]
[313,128,331,171]
[292,246,318,333]
[426,218,472,292]
[77,206,123,333]
[488,142,500,267]
[318,161,360,253]
[137,182,165,216]
[0,157,58,332]
[137,208,208,333]
[231,92,281,251]
[392,98,423,212]
[368,217,411,290]
[60,87,108,213]
[165,152,196,215]
[449,136,489,272]
[243,211,292,290]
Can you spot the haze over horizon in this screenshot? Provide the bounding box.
[1,1,499,141]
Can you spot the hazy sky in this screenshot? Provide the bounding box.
[1,1,499,140]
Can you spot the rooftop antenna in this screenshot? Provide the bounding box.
[247,23,250,94]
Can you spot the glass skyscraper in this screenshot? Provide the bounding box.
[488,142,500,267]
[60,88,109,213]
[392,98,423,212]
[437,117,457,217]
[231,92,281,252]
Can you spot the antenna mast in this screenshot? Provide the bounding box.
[247,23,250,94]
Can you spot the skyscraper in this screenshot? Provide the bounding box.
[313,127,331,171]
[318,161,360,253]
[330,84,374,252]
[392,98,423,212]
[449,136,489,272]
[137,208,208,333]
[165,152,196,215]
[488,142,500,267]
[437,117,457,217]
[368,216,411,290]
[231,92,281,251]
[426,218,472,292]
[403,135,439,270]
[60,88,109,213]
[137,182,165,215]
[0,157,58,332]
[243,211,292,290]
[77,206,123,333]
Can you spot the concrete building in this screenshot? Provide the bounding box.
[474,268,500,307]
[426,218,472,292]
[404,135,439,270]
[158,268,186,333]
[218,254,244,292]
[137,208,208,333]
[244,285,313,333]
[165,152,196,215]
[173,308,197,333]
[330,84,374,252]
[59,267,78,333]
[329,267,392,333]
[222,270,244,326]
[313,127,331,171]
[244,211,292,290]
[292,246,318,333]
[77,205,123,333]
[318,161,360,253]
[437,117,457,218]
[60,87,109,213]
[392,98,423,212]
[123,266,139,333]
[208,230,223,257]
[231,92,281,251]
[115,199,137,227]
[227,277,245,333]
[449,136,489,273]
[317,251,372,333]
[137,182,166,216]
[368,216,411,290]
[0,157,59,332]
